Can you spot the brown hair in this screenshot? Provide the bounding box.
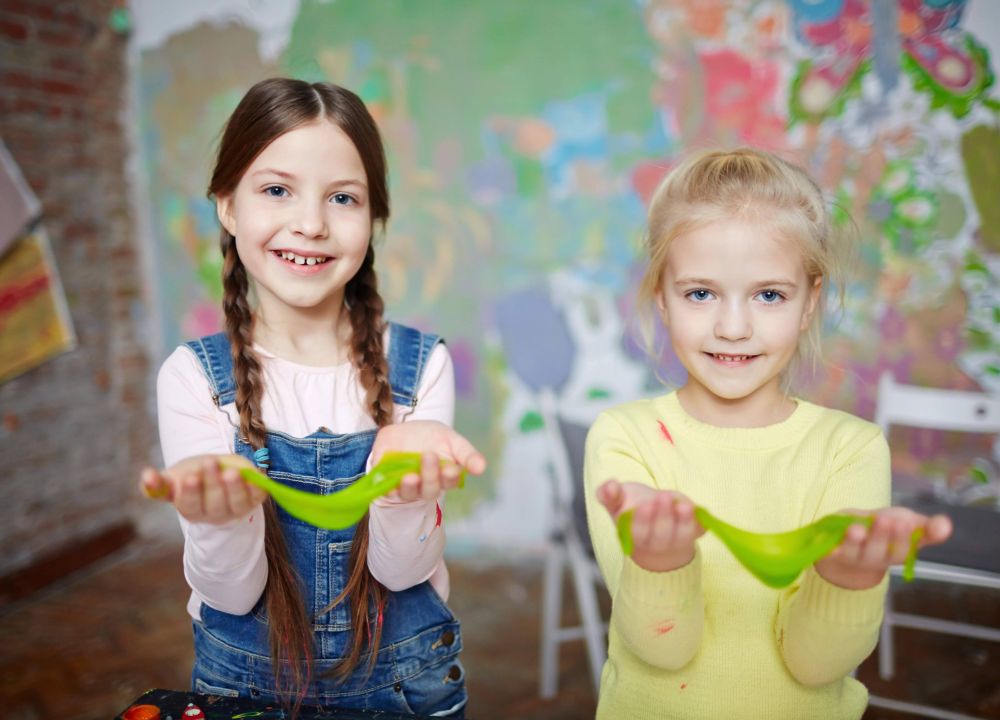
[636,147,857,382]
[208,78,395,702]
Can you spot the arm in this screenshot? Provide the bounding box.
[775,426,890,686]
[156,347,268,615]
[584,412,704,670]
[367,344,466,593]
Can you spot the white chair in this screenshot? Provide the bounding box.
[868,371,1000,720]
[537,386,610,699]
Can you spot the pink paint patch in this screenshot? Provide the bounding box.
[435,502,442,528]
[652,620,675,636]
[680,683,687,690]
[657,420,674,445]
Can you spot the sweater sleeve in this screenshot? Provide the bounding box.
[584,411,704,670]
[775,424,891,686]
[157,347,267,616]
[367,343,455,597]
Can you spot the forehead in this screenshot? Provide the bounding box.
[665,218,808,280]
[245,119,366,179]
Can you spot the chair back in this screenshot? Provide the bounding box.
[876,371,1000,435]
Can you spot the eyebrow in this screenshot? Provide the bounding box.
[673,277,799,288]
[251,168,367,188]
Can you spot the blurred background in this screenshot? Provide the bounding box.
[0,1,998,718]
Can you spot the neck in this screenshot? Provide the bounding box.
[677,381,796,428]
[252,295,353,366]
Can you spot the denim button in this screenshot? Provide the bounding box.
[394,682,402,692]
[440,629,455,647]
[447,664,461,681]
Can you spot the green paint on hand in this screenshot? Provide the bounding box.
[225,452,466,530]
[903,527,924,582]
[617,510,634,557]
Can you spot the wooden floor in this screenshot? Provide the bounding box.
[1,536,998,719]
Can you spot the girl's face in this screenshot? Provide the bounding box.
[656,217,821,426]
[216,119,372,320]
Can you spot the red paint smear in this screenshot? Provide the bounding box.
[680,683,687,690]
[652,621,675,636]
[0,273,50,316]
[657,420,674,445]
[435,502,442,528]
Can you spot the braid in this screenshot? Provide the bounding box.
[222,237,313,708]
[323,243,393,680]
[347,245,394,426]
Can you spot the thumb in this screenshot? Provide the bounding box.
[596,480,624,516]
[445,431,487,475]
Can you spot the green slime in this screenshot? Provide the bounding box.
[227,451,465,530]
[616,507,922,588]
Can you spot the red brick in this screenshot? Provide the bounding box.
[0,16,29,39]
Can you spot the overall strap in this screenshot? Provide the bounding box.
[388,321,443,408]
[184,332,237,407]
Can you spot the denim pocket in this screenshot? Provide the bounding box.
[193,677,240,698]
[315,539,353,631]
[398,658,468,717]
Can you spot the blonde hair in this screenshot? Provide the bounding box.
[635,147,857,380]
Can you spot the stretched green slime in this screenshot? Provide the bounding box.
[225,451,465,530]
[617,507,921,588]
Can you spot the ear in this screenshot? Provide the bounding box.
[216,195,236,237]
[654,286,669,327]
[801,276,823,330]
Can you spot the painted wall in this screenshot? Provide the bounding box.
[132,0,1000,552]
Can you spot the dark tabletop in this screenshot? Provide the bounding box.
[898,494,1000,573]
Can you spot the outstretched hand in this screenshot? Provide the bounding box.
[815,506,952,590]
[597,479,706,573]
[372,420,487,502]
[139,454,268,524]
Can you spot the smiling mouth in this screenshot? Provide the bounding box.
[707,352,759,362]
[273,250,331,266]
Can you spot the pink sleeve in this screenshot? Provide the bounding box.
[367,343,455,599]
[158,348,268,616]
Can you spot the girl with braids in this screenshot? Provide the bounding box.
[141,77,484,716]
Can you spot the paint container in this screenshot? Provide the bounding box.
[122,705,161,720]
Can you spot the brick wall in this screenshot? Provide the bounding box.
[0,0,150,587]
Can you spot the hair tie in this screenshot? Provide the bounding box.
[253,447,270,469]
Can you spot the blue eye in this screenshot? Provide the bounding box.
[332,193,354,205]
[264,186,288,198]
[757,289,784,303]
[687,289,714,302]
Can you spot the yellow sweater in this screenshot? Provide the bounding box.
[584,392,890,720]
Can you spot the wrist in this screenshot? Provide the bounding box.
[632,547,695,574]
[815,559,885,590]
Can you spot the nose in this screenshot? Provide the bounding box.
[291,198,328,239]
[714,299,752,341]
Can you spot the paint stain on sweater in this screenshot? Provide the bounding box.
[657,420,674,444]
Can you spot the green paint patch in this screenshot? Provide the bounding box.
[519,411,544,433]
[587,387,611,399]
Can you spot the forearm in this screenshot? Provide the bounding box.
[776,567,886,686]
[181,509,267,615]
[612,550,704,670]
[367,495,445,591]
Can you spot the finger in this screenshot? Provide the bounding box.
[174,472,205,519]
[444,432,487,475]
[923,514,952,546]
[858,514,892,567]
[200,458,229,522]
[140,467,173,500]
[671,496,701,542]
[221,467,253,516]
[631,497,663,550]
[645,495,677,551]
[596,480,624,516]
[420,451,441,501]
[397,472,421,502]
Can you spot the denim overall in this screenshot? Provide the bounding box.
[182,323,467,716]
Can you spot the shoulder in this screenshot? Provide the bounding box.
[590,395,664,443]
[798,400,888,460]
[158,343,207,384]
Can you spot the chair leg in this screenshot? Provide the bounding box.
[878,587,896,680]
[539,541,566,699]
[569,551,607,696]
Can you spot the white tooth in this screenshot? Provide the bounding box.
[294,256,305,265]
[306,257,316,265]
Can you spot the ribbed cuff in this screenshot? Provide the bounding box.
[620,547,702,605]
[796,567,888,625]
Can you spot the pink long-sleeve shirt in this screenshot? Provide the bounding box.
[157,336,455,620]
